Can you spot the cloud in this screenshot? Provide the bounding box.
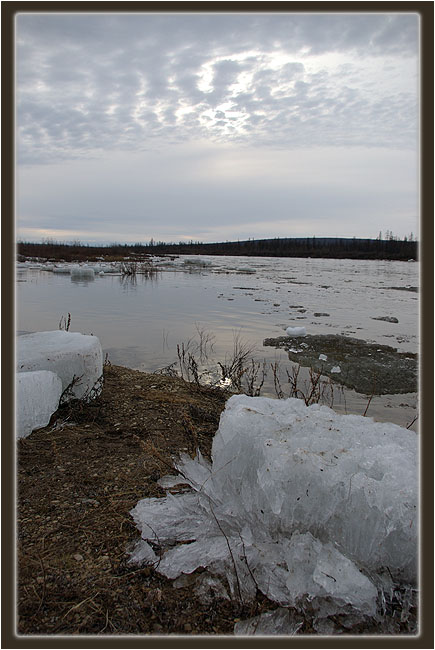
[16,142,418,243]
[16,13,418,165]
[15,13,419,243]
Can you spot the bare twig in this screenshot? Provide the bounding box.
[363,374,377,416]
[406,414,418,429]
[208,502,243,605]
[59,312,71,331]
[63,592,100,619]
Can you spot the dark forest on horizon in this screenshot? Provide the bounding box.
[17,236,418,263]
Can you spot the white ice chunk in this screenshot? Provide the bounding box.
[234,607,304,635]
[53,266,71,273]
[130,395,418,625]
[16,370,62,438]
[17,330,103,400]
[331,365,341,373]
[319,354,328,361]
[128,539,159,566]
[70,266,95,280]
[286,326,306,337]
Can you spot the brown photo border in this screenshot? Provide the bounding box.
[2,2,433,648]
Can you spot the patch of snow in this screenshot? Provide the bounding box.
[330,366,341,373]
[319,354,328,361]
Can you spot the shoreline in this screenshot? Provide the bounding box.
[17,364,418,636]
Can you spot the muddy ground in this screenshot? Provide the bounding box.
[263,334,417,395]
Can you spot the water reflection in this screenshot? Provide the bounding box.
[70,275,95,286]
[118,272,161,291]
[119,274,137,290]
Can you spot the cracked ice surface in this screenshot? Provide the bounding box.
[130,395,418,622]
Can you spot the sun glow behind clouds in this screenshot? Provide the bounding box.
[16,13,419,242]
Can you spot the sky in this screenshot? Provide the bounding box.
[16,11,420,245]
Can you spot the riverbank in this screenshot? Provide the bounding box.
[17,235,418,262]
[17,364,417,636]
[17,364,246,635]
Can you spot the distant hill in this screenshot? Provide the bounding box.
[17,237,417,262]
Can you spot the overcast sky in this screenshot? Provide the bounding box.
[16,11,419,245]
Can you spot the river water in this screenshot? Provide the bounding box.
[16,255,419,429]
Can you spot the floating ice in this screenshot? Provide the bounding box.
[331,365,341,373]
[53,266,71,273]
[183,258,211,267]
[130,395,418,629]
[238,267,256,274]
[17,330,103,400]
[372,316,399,324]
[286,326,306,337]
[70,265,95,280]
[319,354,327,361]
[16,370,62,438]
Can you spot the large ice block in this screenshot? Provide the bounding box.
[286,326,306,337]
[130,394,418,626]
[16,370,62,438]
[17,330,103,400]
[70,265,95,280]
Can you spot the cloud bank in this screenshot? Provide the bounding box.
[16,12,419,243]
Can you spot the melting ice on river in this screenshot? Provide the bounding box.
[286,326,306,337]
[130,395,418,631]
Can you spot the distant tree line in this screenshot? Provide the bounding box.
[17,236,418,262]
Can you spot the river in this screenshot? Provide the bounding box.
[16,255,419,429]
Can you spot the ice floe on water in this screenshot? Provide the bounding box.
[285,326,306,337]
[130,394,418,634]
[372,316,399,323]
[70,265,95,280]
